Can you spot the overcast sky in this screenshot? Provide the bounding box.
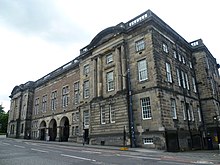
[0,0,220,111]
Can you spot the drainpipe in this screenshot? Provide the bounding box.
[124,41,136,148]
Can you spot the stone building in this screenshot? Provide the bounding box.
[7,10,220,151]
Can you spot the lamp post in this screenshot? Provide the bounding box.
[213,115,220,144]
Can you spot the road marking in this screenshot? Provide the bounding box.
[2,143,10,145]
[120,154,161,161]
[81,150,102,154]
[31,148,49,153]
[61,154,96,162]
[14,145,25,148]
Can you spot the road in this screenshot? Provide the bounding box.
[0,136,219,165]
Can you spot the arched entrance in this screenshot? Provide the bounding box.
[60,117,70,142]
[39,121,46,140]
[48,119,57,141]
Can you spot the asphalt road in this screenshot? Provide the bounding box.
[0,137,219,165]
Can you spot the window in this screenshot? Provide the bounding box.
[107,71,114,91]
[72,112,79,122]
[84,64,90,75]
[197,106,202,122]
[182,56,186,64]
[109,104,115,123]
[106,54,113,64]
[75,126,79,135]
[42,95,47,113]
[176,68,181,86]
[143,138,153,144]
[100,106,106,124]
[34,98,39,115]
[21,123,24,134]
[138,60,148,81]
[190,104,195,121]
[171,99,177,119]
[135,39,145,52]
[62,86,69,107]
[74,82,80,104]
[189,61,193,69]
[72,127,75,135]
[166,62,172,83]
[192,77,197,93]
[83,80,90,98]
[51,91,57,111]
[83,110,89,128]
[181,71,186,88]
[185,73,190,90]
[141,97,152,119]
[178,54,182,62]
[162,43,168,53]
[181,101,186,120]
[173,50,177,58]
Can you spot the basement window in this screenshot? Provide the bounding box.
[143,138,153,144]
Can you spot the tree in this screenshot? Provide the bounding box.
[0,104,9,134]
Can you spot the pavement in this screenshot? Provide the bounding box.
[3,137,220,164]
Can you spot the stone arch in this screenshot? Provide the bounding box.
[48,119,57,141]
[39,120,46,140]
[59,116,70,142]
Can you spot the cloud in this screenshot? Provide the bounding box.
[0,0,87,44]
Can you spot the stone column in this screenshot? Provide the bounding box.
[115,47,122,91]
[56,126,61,141]
[121,45,127,90]
[97,56,103,97]
[93,58,97,97]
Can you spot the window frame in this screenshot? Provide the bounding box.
[138,59,148,82]
[141,97,152,120]
[106,53,113,64]
[135,39,145,52]
[83,80,90,98]
[107,71,114,91]
[171,99,177,119]
[165,62,172,83]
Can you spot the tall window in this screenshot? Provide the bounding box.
[34,98,39,115]
[84,64,90,75]
[74,82,80,104]
[190,104,195,121]
[138,60,148,81]
[135,39,145,52]
[192,77,197,93]
[181,71,186,88]
[173,50,177,59]
[109,104,115,123]
[51,91,57,111]
[83,80,90,98]
[185,73,190,90]
[100,106,106,124]
[176,68,181,86]
[162,43,168,53]
[62,86,69,107]
[171,99,177,119]
[197,106,202,122]
[107,71,114,91]
[181,101,186,120]
[141,97,152,119]
[42,95,47,113]
[166,62,172,83]
[83,110,89,128]
[106,54,113,64]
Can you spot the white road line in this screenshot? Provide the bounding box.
[61,154,96,162]
[31,148,49,153]
[120,154,161,161]
[14,145,25,148]
[2,143,10,145]
[81,150,102,154]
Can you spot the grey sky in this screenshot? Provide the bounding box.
[0,0,220,111]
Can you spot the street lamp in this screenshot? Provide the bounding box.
[213,115,220,144]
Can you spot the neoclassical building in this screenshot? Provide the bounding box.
[8,10,220,151]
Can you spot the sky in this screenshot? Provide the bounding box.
[0,0,220,112]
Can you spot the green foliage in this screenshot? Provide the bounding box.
[0,105,8,133]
